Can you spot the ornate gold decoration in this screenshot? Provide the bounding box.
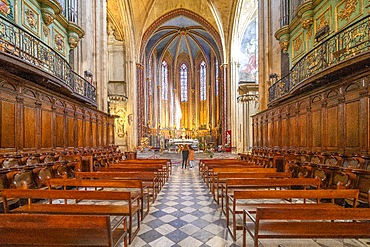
[302,18,313,30]
[68,36,79,48]
[54,34,65,51]
[42,12,54,25]
[307,30,312,39]
[317,15,329,30]
[43,25,49,37]
[293,36,302,53]
[25,9,37,29]
[279,41,289,53]
[0,0,10,15]
[338,0,358,21]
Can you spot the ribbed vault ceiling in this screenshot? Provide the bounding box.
[145,15,220,63]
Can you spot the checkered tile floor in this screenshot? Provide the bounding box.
[128,154,370,247]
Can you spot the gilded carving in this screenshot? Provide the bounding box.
[317,15,329,30]
[0,0,10,15]
[338,0,358,21]
[68,36,79,48]
[42,12,54,25]
[302,18,313,30]
[279,41,289,53]
[54,34,65,51]
[293,36,302,54]
[25,9,37,29]
[43,25,49,37]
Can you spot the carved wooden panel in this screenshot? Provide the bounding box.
[311,110,322,147]
[346,101,359,147]
[67,117,74,147]
[298,114,307,147]
[0,101,15,148]
[56,114,64,148]
[41,110,52,148]
[85,121,91,147]
[23,106,36,148]
[77,119,83,147]
[92,122,97,147]
[326,106,338,148]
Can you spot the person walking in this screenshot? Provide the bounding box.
[188,145,195,168]
[181,145,189,169]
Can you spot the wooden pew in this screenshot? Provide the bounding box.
[2,188,140,244]
[243,207,370,247]
[227,188,359,240]
[102,164,167,187]
[110,161,169,182]
[204,166,273,188]
[47,178,150,220]
[209,167,277,194]
[116,158,172,175]
[0,213,127,247]
[216,171,292,206]
[75,171,159,202]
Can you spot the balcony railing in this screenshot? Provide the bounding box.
[0,15,96,105]
[269,14,370,104]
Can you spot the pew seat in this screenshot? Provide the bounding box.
[0,213,127,247]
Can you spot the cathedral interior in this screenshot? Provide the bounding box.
[1,0,370,246]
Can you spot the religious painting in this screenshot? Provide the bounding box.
[239,18,257,82]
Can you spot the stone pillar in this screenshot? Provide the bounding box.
[136,63,144,146]
[220,64,228,147]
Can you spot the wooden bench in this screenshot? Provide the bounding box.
[214,171,292,204]
[205,167,275,188]
[227,188,359,240]
[0,213,127,247]
[47,177,150,220]
[243,207,370,247]
[2,188,140,244]
[100,165,166,188]
[116,158,172,175]
[110,162,169,183]
[75,171,159,202]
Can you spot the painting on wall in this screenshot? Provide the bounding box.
[0,0,14,20]
[239,18,257,82]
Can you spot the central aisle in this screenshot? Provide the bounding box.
[130,159,239,247]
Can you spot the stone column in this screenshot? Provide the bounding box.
[220,64,228,147]
[136,63,144,146]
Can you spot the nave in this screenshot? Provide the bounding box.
[130,154,369,247]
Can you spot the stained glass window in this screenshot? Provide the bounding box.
[200,61,206,100]
[161,61,168,100]
[180,63,188,102]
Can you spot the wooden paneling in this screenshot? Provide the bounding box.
[326,106,338,148]
[0,101,15,148]
[311,110,322,147]
[346,101,359,147]
[77,119,83,147]
[41,110,52,148]
[252,73,370,154]
[0,75,115,153]
[23,106,36,148]
[67,117,75,147]
[56,114,64,148]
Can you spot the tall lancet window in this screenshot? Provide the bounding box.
[179,63,188,128]
[180,63,188,102]
[200,61,207,100]
[200,61,207,127]
[161,61,168,100]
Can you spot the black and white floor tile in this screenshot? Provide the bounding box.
[127,153,369,247]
